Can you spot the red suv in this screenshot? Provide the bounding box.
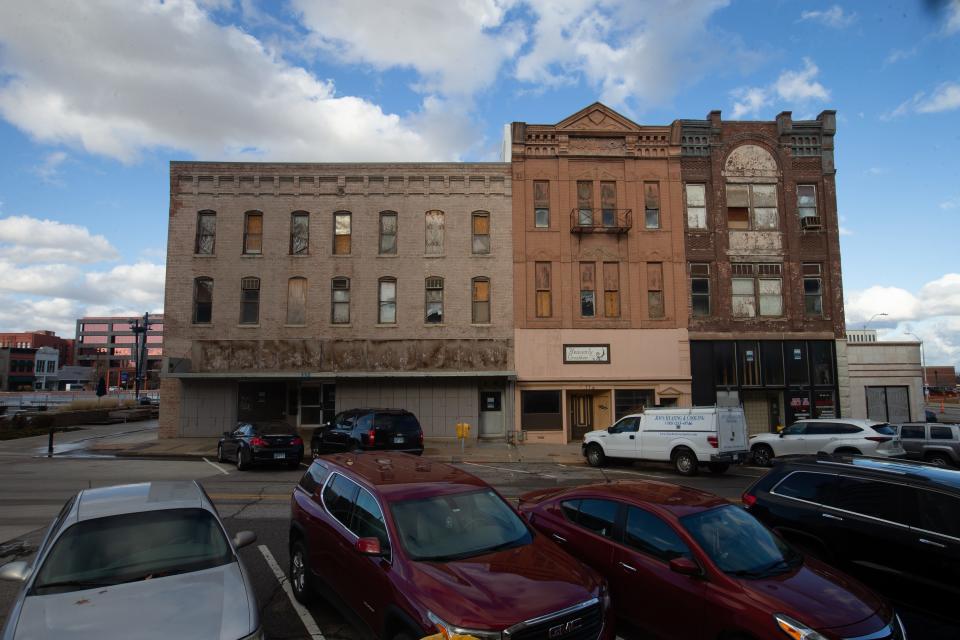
[289,453,612,640]
[518,481,904,640]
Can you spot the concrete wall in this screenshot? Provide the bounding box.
[847,342,923,422]
[177,379,239,437]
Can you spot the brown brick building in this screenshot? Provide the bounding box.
[161,162,514,439]
[680,110,847,433]
[0,330,73,367]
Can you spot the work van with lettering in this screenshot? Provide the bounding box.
[581,406,749,476]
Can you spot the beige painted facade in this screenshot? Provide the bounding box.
[847,341,924,423]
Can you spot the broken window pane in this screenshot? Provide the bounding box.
[804,278,823,316]
[580,291,595,317]
[290,212,309,255]
[425,277,443,324]
[196,212,216,254]
[425,210,444,255]
[379,212,397,255]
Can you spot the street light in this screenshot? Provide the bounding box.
[904,331,928,403]
[863,312,888,330]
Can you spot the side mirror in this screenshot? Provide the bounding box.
[356,537,384,556]
[232,531,257,549]
[0,561,31,582]
[669,557,700,576]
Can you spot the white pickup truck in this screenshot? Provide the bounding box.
[581,406,749,476]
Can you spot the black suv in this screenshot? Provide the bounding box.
[743,454,960,600]
[311,409,424,456]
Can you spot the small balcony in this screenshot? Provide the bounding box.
[570,208,633,234]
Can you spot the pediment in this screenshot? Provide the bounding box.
[658,386,684,396]
[556,103,640,133]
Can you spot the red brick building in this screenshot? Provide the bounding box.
[0,330,73,366]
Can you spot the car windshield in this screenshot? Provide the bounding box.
[681,505,800,578]
[870,423,896,435]
[32,508,232,594]
[373,413,420,434]
[255,422,297,435]
[390,489,531,562]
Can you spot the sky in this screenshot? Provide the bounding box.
[0,0,958,367]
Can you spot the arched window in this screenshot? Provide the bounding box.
[192,277,213,324]
[471,277,490,324]
[331,277,350,324]
[425,277,443,324]
[290,211,309,255]
[378,277,397,324]
[239,277,260,324]
[425,210,444,255]
[286,277,307,325]
[333,211,352,254]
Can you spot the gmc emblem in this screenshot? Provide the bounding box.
[548,618,582,638]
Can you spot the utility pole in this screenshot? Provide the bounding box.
[128,312,155,401]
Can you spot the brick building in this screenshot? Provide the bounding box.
[161,162,514,439]
[509,104,692,443]
[0,348,36,391]
[75,316,164,389]
[680,110,847,434]
[0,330,73,366]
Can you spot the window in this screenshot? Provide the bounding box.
[624,507,691,562]
[690,263,710,317]
[915,490,960,538]
[832,477,911,525]
[576,499,618,538]
[758,264,783,316]
[609,417,640,434]
[560,500,581,523]
[644,182,660,229]
[472,277,490,324]
[425,277,443,324]
[900,425,925,439]
[931,426,955,440]
[579,262,595,317]
[810,341,833,384]
[239,277,260,324]
[425,210,444,255]
[243,211,262,254]
[192,277,213,324]
[615,389,653,420]
[378,277,397,324]
[685,184,706,229]
[762,341,785,386]
[577,180,593,226]
[731,264,782,318]
[803,263,823,317]
[331,277,350,324]
[322,474,360,528]
[603,262,620,318]
[773,471,839,504]
[351,490,390,553]
[732,274,755,317]
[333,211,351,255]
[535,262,552,318]
[600,181,616,227]
[472,211,490,254]
[797,185,819,228]
[647,262,664,319]
[726,184,778,230]
[290,211,309,255]
[286,277,307,325]
[521,390,561,430]
[379,211,397,255]
[534,180,550,228]
[195,211,216,254]
[866,386,910,424]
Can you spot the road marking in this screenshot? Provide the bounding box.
[462,461,557,479]
[201,457,230,475]
[257,545,325,640]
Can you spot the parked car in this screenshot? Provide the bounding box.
[218,420,304,470]
[310,409,423,457]
[0,481,260,640]
[517,480,901,640]
[289,452,611,640]
[896,422,960,467]
[582,406,749,475]
[743,454,960,598]
[749,418,905,466]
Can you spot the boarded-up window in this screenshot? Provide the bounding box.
[726,185,749,229]
[601,181,616,227]
[472,277,491,324]
[290,212,309,255]
[644,183,660,229]
[192,277,213,324]
[240,277,260,324]
[286,277,307,325]
[580,262,595,317]
[603,262,620,317]
[425,277,443,324]
[243,212,262,254]
[334,212,351,255]
[379,211,397,255]
[726,184,778,230]
[195,211,216,254]
[690,263,710,317]
[331,277,350,324]
[535,262,552,318]
[378,278,396,324]
[647,262,664,319]
[534,181,550,228]
[803,263,823,317]
[866,386,910,424]
[577,181,593,226]
[425,210,444,255]
[472,211,490,254]
[685,184,706,229]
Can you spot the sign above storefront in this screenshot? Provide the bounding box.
[563,344,610,364]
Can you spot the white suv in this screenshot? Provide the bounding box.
[749,418,905,466]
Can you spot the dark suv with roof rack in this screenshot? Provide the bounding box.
[311,409,424,457]
[743,454,960,600]
[289,452,612,640]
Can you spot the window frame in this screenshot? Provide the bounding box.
[726,183,779,231]
[684,184,707,230]
[603,262,620,318]
[195,210,216,255]
[579,262,595,318]
[243,211,263,255]
[644,182,661,230]
[289,211,310,255]
[239,276,261,325]
[333,211,352,255]
[690,263,711,317]
[192,277,213,324]
[378,277,397,325]
[471,276,491,324]
[803,263,823,317]
[379,211,398,255]
[285,276,307,325]
[797,184,818,224]
[471,211,491,255]
[425,276,444,324]
[535,261,552,319]
[424,210,444,256]
[331,277,350,324]
[647,262,665,319]
[533,180,550,228]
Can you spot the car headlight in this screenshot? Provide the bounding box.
[238,627,265,640]
[774,614,828,640]
[428,611,502,640]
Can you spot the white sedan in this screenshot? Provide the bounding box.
[749,418,905,466]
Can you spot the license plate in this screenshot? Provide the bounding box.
[273,453,286,459]
[393,436,405,444]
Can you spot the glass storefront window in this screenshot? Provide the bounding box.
[788,392,811,421]
[615,390,654,420]
[761,342,784,386]
[713,342,737,387]
[810,341,833,385]
[786,341,808,386]
[814,390,836,418]
[738,341,761,387]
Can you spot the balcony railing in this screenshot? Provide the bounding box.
[570,208,633,234]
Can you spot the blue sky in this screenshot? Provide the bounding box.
[0,0,958,366]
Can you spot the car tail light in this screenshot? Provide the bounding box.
[865,436,892,443]
[742,492,757,508]
[367,428,376,445]
[250,436,267,448]
[290,437,303,446]
[707,435,718,448]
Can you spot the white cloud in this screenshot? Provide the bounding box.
[945,0,960,35]
[941,196,960,210]
[730,58,830,119]
[885,47,918,65]
[32,151,68,185]
[0,215,119,263]
[730,87,769,118]
[799,5,857,29]
[864,167,888,176]
[884,82,960,118]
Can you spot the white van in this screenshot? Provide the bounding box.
[581,406,749,476]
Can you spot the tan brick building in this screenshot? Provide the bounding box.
[161,162,514,439]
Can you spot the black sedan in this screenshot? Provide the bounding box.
[218,421,304,470]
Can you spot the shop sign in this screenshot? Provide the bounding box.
[563,344,610,364]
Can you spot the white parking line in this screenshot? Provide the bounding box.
[201,457,230,475]
[258,545,326,640]
[462,461,557,479]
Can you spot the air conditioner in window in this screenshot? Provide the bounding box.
[800,215,822,230]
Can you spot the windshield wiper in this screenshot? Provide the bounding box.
[729,558,794,579]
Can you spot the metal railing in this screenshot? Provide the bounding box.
[570,208,633,233]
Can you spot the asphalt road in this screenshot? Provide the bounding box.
[0,424,956,639]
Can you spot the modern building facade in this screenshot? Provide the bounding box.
[509,104,692,443]
[680,110,847,435]
[75,316,164,389]
[161,162,514,439]
[0,330,73,366]
[844,330,923,423]
[33,347,59,390]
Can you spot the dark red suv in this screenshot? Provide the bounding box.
[518,480,905,640]
[289,453,612,640]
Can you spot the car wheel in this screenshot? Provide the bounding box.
[751,444,774,467]
[216,444,226,464]
[585,443,606,468]
[707,462,729,474]
[236,447,250,471]
[289,539,311,605]
[926,452,952,467]
[673,448,699,476]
